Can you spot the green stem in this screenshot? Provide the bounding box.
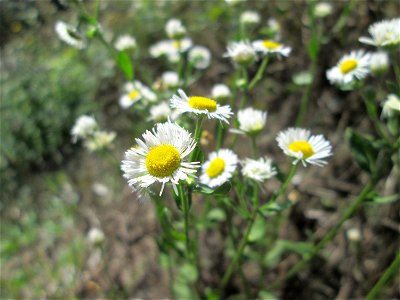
[269,163,298,204]
[249,57,269,90]
[190,117,204,162]
[273,179,376,287]
[366,251,400,300]
[179,184,191,260]
[251,136,257,158]
[215,122,225,150]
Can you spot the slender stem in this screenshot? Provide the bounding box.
[272,179,376,288]
[366,251,400,300]
[215,122,225,150]
[269,163,298,204]
[190,117,204,162]
[179,184,191,260]
[249,57,269,90]
[251,136,257,158]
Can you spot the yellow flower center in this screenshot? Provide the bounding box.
[146,144,181,177]
[262,40,281,49]
[288,141,315,159]
[173,40,182,49]
[206,158,225,178]
[188,96,217,112]
[339,59,358,74]
[128,90,140,101]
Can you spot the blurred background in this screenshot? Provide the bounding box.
[1,0,399,299]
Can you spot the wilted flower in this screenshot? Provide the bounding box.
[171,89,233,123]
[381,94,400,118]
[276,128,333,167]
[114,34,137,51]
[240,11,261,25]
[165,19,187,39]
[224,41,256,66]
[121,121,199,196]
[71,115,98,143]
[369,51,389,74]
[200,149,238,188]
[314,2,333,18]
[241,157,277,182]
[55,21,87,49]
[359,18,400,48]
[326,50,371,85]
[211,84,232,101]
[84,130,116,152]
[188,46,211,69]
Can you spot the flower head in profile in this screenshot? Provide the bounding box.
[326,50,371,86]
[119,81,157,109]
[224,41,256,66]
[114,34,137,51]
[55,21,87,49]
[381,94,400,118]
[359,18,400,49]
[276,128,333,167]
[165,19,187,40]
[188,46,211,69]
[200,149,238,188]
[252,39,291,57]
[241,157,277,182]
[234,107,267,136]
[211,84,232,102]
[71,115,98,143]
[170,89,233,123]
[121,121,199,196]
[150,38,193,63]
[84,130,116,152]
[161,71,179,89]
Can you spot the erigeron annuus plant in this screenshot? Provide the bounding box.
[60,1,399,299]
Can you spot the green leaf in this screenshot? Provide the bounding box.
[248,217,267,242]
[116,51,133,80]
[178,263,198,283]
[207,208,226,222]
[258,201,292,217]
[345,128,379,174]
[193,182,232,196]
[258,290,279,300]
[307,34,319,60]
[365,192,399,204]
[264,240,313,267]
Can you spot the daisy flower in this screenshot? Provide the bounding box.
[114,34,137,51]
[170,89,233,123]
[233,107,267,136]
[84,130,116,152]
[276,128,333,167]
[119,81,157,109]
[200,149,238,188]
[150,38,193,63]
[359,18,400,48]
[161,71,179,89]
[149,102,172,122]
[211,84,232,102]
[224,41,256,66]
[121,121,199,196]
[326,50,371,85]
[165,19,187,40]
[252,39,291,57]
[188,46,211,69]
[54,21,87,50]
[241,157,277,182]
[71,115,98,143]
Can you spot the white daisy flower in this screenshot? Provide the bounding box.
[84,130,116,152]
[54,21,87,50]
[252,39,291,57]
[276,128,333,167]
[149,102,172,122]
[161,71,179,89]
[170,89,233,123]
[224,41,257,66]
[114,34,137,51]
[121,121,199,196]
[369,51,389,74]
[234,107,267,136]
[119,81,157,109]
[200,149,238,188]
[188,46,211,69]
[326,50,371,85]
[211,84,232,101]
[71,115,98,143]
[314,2,333,18]
[359,18,400,48]
[240,11,261,25]
[381,94,400,118]
[150,38,193,63]
[241,157,277,182]
[165,19,187,40]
